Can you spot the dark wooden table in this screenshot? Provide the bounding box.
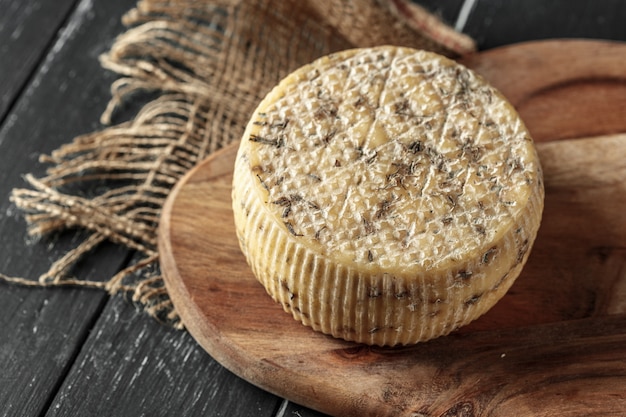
[1,1,625,416]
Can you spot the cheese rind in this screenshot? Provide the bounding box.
[232,46,544,346]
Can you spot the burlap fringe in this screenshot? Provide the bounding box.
[5,0,474,329]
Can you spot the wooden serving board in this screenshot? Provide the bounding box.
[159,40,626,417]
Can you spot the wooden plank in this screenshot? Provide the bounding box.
[1,0,285,413]
[281,403,330,417]
[0,286,106,417]
[0,0,78,120]
[44,295,283,416]
[0,0,140,415]
[464,0,626,50]
[415,0,466,27]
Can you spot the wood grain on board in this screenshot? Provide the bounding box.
[460,39,626,142]
[159,40,626,416]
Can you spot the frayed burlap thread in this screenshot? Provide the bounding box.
[6,0,474,329]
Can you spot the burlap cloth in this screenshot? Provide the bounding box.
[2,0,474,329]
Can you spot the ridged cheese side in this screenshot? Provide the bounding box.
[232,46,544,346]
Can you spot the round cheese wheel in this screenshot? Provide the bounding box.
[232,46,544,346]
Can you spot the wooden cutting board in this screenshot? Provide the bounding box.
[159,40,626,417]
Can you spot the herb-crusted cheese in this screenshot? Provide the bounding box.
[232,46,544,346]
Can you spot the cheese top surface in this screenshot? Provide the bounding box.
[242,47,540,274]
